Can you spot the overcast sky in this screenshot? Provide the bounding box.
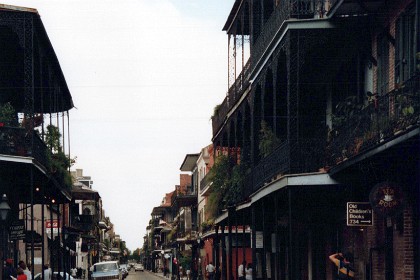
[5,0,234,251]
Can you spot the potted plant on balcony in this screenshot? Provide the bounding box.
[259,120,280,157]
[45,124,76,190]
[211,103,222,120]
[0,102,16,126]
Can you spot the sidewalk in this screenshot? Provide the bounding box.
[150,270,184,280]
[152,270,166,279]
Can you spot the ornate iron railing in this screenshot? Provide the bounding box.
[212,61,251,136]
[0,126,49,168]
[72,215,96,232]
[293,137,327,173]
[212,0,320,137]
[252,0,318,72]
[243,141,290,198]
[327,73,420,166]
[200,174,209,192]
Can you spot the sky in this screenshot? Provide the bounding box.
[5,0,235,251]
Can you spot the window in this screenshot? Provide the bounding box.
[377,30,389,94]
[395,6,416,84]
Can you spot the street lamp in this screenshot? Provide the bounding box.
[0,194,11,222]
[1,194,12,280]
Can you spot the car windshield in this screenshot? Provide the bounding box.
[95,263,118,272]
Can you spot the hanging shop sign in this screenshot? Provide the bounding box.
[9,220,25,240]
[346,202,373,226]
[369,181,404,217]
[45,219,59,234]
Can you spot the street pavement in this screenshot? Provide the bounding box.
[126,269,168,280]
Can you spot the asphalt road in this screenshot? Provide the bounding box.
[126,270,164,280]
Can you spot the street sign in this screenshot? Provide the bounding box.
[347,202,373,226]
[9,220,25,240]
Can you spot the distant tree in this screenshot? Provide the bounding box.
[131,248,141,262]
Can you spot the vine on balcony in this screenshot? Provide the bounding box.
[206,154,247,219]
[45,124,76,190]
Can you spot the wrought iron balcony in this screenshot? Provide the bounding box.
[212,60,251,136]
[171,185,197,209]
[0,126,48,167]
[71,214,97,232]
[199,174,210,193]
[240,72,419,197]
[243,141,290,198]
[251,0,320,73]
[327,74,420,166]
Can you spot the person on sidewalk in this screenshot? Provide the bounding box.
[16,268,27,280]
[18,261,31,280]
[245,263,252,280]
[329,252,354,279]
[237,261,246,280]
[42,264,52,280]
[205,262,215,280]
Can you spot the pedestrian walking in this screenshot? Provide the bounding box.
[205,262,215,280]
[237,261,246,280]
[245,263,252,280]
[329,252,354,279]
[16,268,27,280]
[18,261,32,280]
[43,264,52,280]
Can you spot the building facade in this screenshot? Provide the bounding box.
[210,0,419,280]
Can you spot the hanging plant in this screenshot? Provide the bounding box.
[259,120,280,157]
[0,102,16,126]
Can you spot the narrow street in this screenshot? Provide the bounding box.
[126,270,166,280]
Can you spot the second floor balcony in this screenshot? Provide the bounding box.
[0,126,49,168]
[171,185,197,209]
[327,74,420,167]
[241,73,419,199]
[72,214,98,232]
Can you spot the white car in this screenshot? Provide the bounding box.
[92,261,122,280]
[134,264,144,272]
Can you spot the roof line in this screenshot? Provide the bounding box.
[0,4,38,14]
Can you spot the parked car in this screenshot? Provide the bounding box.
[134,264,144,272]
[91,261,122,280]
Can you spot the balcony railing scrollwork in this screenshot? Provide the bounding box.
[243,141,290,199]
[327,73,420,166]
[0,126,49,167]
